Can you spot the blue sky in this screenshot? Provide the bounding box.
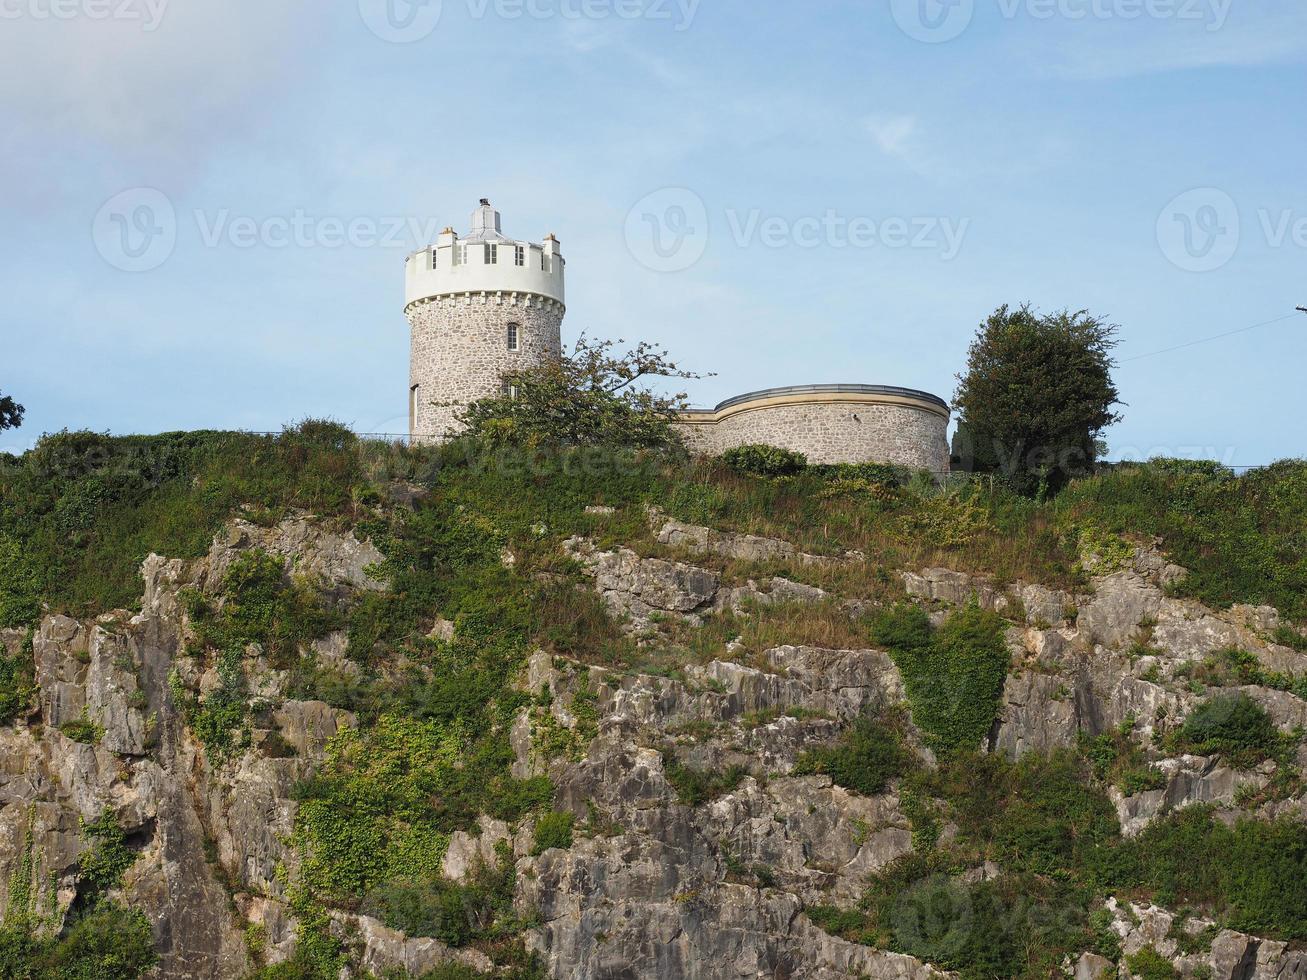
[2,0,1304,466]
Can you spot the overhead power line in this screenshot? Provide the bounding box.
[1122,311,1302,363]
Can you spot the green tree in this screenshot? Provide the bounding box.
[0,392,22,432]
[953,305,1122,496]
[456,335,706,451]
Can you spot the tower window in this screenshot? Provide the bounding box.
[484,243,498,264]
[455,243,467,266]
[409,384,420,431]
[507,322,520,351]
[430,248,437,270]
[540,252,549,272]
[514,245,525,267]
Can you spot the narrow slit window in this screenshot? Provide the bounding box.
[430,248,437,270]
[507,322,520,351]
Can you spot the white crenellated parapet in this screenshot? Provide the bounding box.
[404,204,565,313]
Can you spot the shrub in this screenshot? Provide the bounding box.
[0,903,157,980]
[1179,694,1279,764]
[793,715,912,795]
[720,444,808,477]
[361,845,519,948]
[532,811,575,855]
[58,717,103,745]
[1127,946,1179,980]
[664,759,747,807]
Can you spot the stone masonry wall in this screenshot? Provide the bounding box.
[676,400,950,473]
[408,294,563,440]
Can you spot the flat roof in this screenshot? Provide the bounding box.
[681,383,950,415]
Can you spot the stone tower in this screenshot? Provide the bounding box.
[405,200,565,440]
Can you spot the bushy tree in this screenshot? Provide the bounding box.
[0,391,22,432]
[953,305,1122,496]
[456,335,706,450]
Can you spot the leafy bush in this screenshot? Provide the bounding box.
[0,903,157,980]
[872,603,1009,756]
[663,759,747,807]
[458,335,702,451]
[57,717,103,745]
[531,811,575,855]
[720,444,807,477]
[793,715,912,795]
[1178,694,1279,765]
[1126,946,1179,980]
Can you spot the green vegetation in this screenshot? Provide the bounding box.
[0,424,373,627]
[721,444,808,477]
[663,758,748,807]
[1082,721,1167,796]
[793,714,912,795]
[457,335,703,451]
[531,812,575,855]
[0,903,157,980]
[1126,946,1179,980]
[953,304,1122,496]
[1121,806,1307,939]
[56,717,102,745]
[0,811,154,980]
[871,603,1009,756]
[0,634,34,726]
[77,812,139,909]
[1175,694,1281,766]
[0,391,21,432]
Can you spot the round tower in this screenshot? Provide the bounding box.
[405,200,565,440]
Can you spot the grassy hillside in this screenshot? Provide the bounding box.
[1,425,1303,631]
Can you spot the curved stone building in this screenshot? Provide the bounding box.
[676,384,951,473]
[405,200,564,440]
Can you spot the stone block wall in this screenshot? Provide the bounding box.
[676,393,950,473]
[407,294,563,440]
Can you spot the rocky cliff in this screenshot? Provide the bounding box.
[1,499,1304,980]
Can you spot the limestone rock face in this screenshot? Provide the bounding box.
[4,512,1305,980]
[205,515,386,594]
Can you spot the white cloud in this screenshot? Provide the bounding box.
[865,113,919,159]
